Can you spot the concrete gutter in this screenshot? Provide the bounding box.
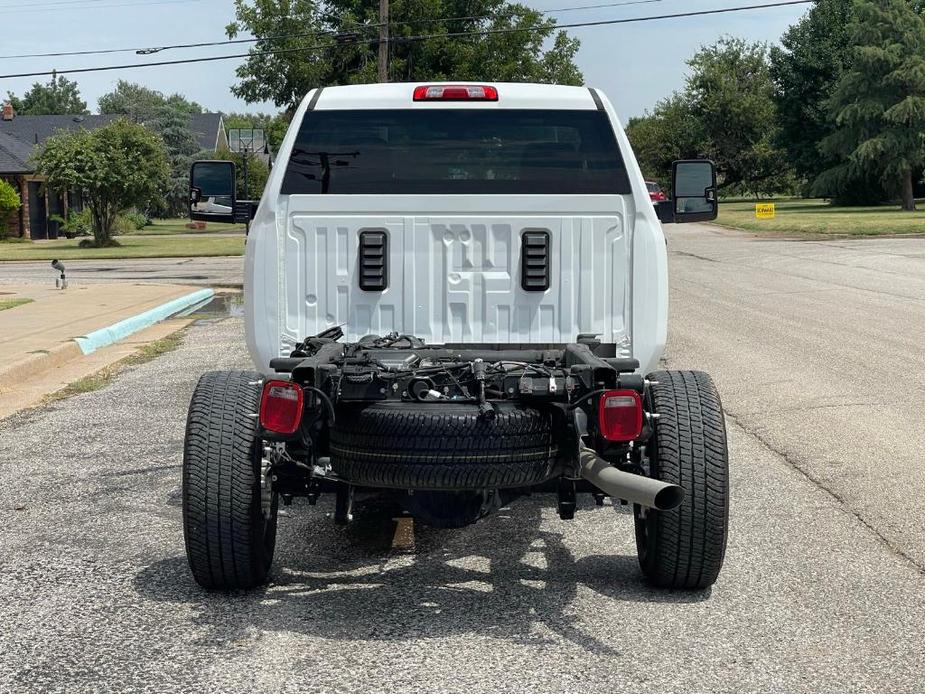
[73,288,214,355]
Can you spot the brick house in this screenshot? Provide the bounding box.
[0,103,227,239]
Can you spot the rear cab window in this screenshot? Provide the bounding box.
[281,109,631,195]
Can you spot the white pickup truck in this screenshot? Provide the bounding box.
[183,82,729,592]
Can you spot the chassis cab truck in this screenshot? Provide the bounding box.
[184,83,728,591]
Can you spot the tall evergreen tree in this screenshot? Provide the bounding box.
[148,105,202,217]
[818,0,925,210]
[769,0,869,199]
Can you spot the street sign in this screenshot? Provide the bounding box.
[755,203,776,219]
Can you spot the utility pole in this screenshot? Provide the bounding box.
[378,0,389,83]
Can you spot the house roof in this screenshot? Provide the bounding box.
[0,131,34,174]
[0,112,225,174]
[187,112,225,151]
[0,114,119,150]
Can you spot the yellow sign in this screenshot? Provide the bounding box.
[755,203,776,219]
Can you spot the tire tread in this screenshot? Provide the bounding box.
[182,370,275,590]
[638,370,729,589]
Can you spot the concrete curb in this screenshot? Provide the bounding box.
[0,341,83,390]
[74,288,214,355]
[0,288,215,395]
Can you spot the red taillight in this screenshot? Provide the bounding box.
[260,380,303,435]
[598,390,643,442]
[413,84,499,101]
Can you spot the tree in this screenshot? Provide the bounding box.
[98,81,203,122]
[149,105,202,217]
[6,76,88,115]
[626,38,793,196]
[769,0,889,203]
[226,0,583,109]
[686,38,790,193]
[34,120,169,246]
[165,93,204,115]
[817,0,925,211]
[770,0,854,185]
[0,179,22,240]
[625,95,706,187]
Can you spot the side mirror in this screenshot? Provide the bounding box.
[670,160,718,224]
[190,160,236,223]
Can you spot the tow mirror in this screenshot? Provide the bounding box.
[190,160,236,223]
[669,159,718,224]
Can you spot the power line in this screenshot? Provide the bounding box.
[0,1,814,80]
[0,28,370,61]
[0,0,665,60]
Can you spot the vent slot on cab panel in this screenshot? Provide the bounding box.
[358,229,388,291]
[521,230,551,292]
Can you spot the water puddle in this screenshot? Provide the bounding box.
[176,292,244,323]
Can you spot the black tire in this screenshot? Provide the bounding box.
[635,370,729,589]
[329,401,557,490]
[182,370,278,590]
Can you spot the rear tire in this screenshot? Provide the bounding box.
[634,370,729,589]
[182,370,278,590]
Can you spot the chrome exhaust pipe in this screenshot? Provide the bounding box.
[578,448,684,511]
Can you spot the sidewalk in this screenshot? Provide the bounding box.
[0,283,208,417]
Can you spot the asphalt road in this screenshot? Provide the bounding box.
[1,225,924,693]
[0,256,244,288]
[666,224,925,568]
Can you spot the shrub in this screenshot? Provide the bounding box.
[112,214,138,235]
[50,208,92,238]
[0,179,22,240]
[123,210,150,230]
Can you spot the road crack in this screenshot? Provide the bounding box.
[725,411,925,576]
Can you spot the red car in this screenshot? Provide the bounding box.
[646,180,667,203]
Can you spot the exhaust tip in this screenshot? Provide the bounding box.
[653,484,685,511]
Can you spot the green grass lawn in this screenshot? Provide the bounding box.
[0,235,244,261]
[716,199,925,237]
[0,298,34,311]
[130,218,246,235]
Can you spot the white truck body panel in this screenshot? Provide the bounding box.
[245,82,668,375]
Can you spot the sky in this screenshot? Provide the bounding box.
[0,0,810,122]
